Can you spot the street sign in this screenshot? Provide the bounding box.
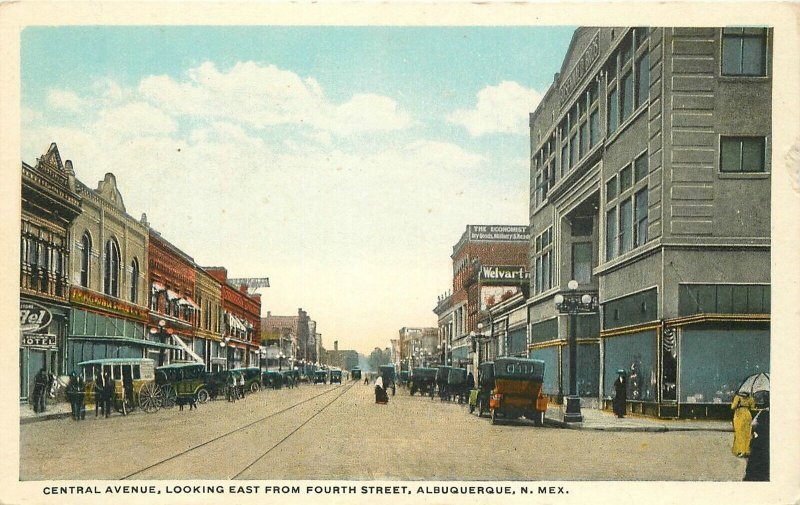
[20,300,52,333]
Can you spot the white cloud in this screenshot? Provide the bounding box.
[447,81,543,137]
[46,89,85,113]
[97,102,177,135]
[137,61,411,136]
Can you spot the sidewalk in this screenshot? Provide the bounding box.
[544,405,732,432]
[20,401,79,424]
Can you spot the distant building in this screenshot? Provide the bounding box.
[325,341,359,371]
[434,225,530,372]
[398,327,438,371]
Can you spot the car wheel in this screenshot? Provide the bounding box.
[250,382,259,393]
[196,388,210,404]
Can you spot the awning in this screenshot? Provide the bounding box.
[69,335,182,351]
[151,282,166,293]
[171,334,205,364]
[166,290,181,301]
[184,297,199,310]
[227,314,247,332]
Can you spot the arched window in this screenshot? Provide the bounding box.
[104,238,120,297]
[130,258,139,303]
[80,232,92,288]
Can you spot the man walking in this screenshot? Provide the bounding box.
[32,368,49,413]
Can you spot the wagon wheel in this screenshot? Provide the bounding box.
[250,382,260,394]
[138,382,163,413]
[196,388,210,404]
[162,385,177,409]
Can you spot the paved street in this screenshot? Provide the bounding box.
[21,381,746,481]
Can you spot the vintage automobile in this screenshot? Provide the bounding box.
[262,370,283,390]
[409,367,438,397]
[78,358,164,414]
[379,365,396,396]
[447,367,469,404]
[314,370,328,384]
[156,362,211,405]
[351,368,362,381]
[231,367,263,393]
[330,369,343,384]
[469,361,495,417]
[489,357,547,426]
[435,365,453,401]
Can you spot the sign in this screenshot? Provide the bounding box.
[481,286,521,310]
[480,266,530,284]
[21,333,57,347]
[70,286,149,321]
[468,225,530,242]
[20,300,53,333]
[558,32,601,106]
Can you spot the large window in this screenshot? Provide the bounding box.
[572,242,593,285]
[80,232,92,288]
[605,151,650,261]
[130,258,139,304]
[557,81,600,177]
[606,28,650,136]
[534,227,554,295]
[720,136,766,173]
[532,136,556,208]
[103,238,120,297]
[722,28,767,76]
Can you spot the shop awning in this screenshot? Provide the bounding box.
[166,290,181,301]
[171,334,205,364]
[183,297,199,310]
[151,282,166,293]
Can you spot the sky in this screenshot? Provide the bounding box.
[21,26,575,355]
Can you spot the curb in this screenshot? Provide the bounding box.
[544,416,732,433]
[20,411,73,425]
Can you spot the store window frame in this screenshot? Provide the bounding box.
[721,27,768,77]
[719,136,768,173]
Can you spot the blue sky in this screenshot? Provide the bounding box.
[22,26,574,354]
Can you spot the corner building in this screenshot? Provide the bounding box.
[528,27,770,418]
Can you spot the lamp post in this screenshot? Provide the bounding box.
[219,336,232,370]
[554,279,597,423]
[149,319,171,366]
[258,347,267,371]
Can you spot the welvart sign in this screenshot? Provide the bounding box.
[480,266,530,284]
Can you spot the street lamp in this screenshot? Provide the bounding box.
[258,347,267,371]
[554,279,597,423]
[149,319,172,366]
[219,336,232,370]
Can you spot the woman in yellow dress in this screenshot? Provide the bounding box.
[731,392,756,457]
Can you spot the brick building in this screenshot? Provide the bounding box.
[205,267,261,369]
[434,225,529,372]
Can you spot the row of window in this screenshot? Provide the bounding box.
[533,228,554,295]
[21,235,67,296]
[79,232,140,303]
[532,27,770,211]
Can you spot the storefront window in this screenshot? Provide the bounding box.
[603,330,657,401]
[530,345,559,396]
[562,343,600,397]
[680,326,769,404]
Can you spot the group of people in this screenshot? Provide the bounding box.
[63,371,115,420]
[731,391,770,481]
[226,372,245,402]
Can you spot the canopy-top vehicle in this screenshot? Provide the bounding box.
[489,357,547,426]
[156,362,210,405]
[231,367,263,393]
[78,358,164,414]
[409,367,437,397]
[330,369,342,384]
[379,365,396,396]
[351,368,362,381]
[314,370,328,384]
[436,365,453,401]
[469,361,494,417]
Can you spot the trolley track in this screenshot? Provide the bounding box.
[120,381,355,480]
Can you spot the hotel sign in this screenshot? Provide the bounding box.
[70,286,149,321]
[559,32,600,106]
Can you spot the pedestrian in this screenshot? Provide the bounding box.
[613,369,627,418]
[744,395,770,481]
[731,391,756,457]
[93,373,103,417]
[122,372,134,412]
[102,372,115,418]
[467,371,475,390]
[364,375,369,385]
[237,373,245,399]
[226,372,236,402]
[32,368,49,413]
[375,376,388,404]
[66,372,85,421]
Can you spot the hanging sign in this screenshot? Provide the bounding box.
[20,300,52,333]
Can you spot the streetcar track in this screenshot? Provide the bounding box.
[120,383,351,480]
[231,380,356,480]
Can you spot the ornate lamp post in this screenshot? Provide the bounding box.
[554,279,597,423]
